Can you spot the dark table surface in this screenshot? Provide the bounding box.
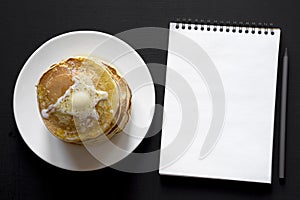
[1,0,300,199]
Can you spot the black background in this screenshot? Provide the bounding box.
[1,0,300,199]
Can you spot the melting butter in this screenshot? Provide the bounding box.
[41,68,108,122]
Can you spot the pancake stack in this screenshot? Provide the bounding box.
[36,57,132,144]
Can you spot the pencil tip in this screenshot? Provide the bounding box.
[284,48,288,56]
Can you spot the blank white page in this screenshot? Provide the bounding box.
[159,22,281,183]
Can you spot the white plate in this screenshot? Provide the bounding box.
[13,31,155,171]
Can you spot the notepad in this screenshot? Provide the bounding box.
[159,22,281,183]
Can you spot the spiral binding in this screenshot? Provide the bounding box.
[175,18,275,35]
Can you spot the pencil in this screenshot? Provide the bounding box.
[279,48,288,179]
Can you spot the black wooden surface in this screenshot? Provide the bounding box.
[1,0,300,199]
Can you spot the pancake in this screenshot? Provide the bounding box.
[36,57,132,144]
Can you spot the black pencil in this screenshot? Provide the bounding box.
[279,48,288,179]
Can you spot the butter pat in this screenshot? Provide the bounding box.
[72,91,91,110]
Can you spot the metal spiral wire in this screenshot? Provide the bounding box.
[175,19,275,35]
